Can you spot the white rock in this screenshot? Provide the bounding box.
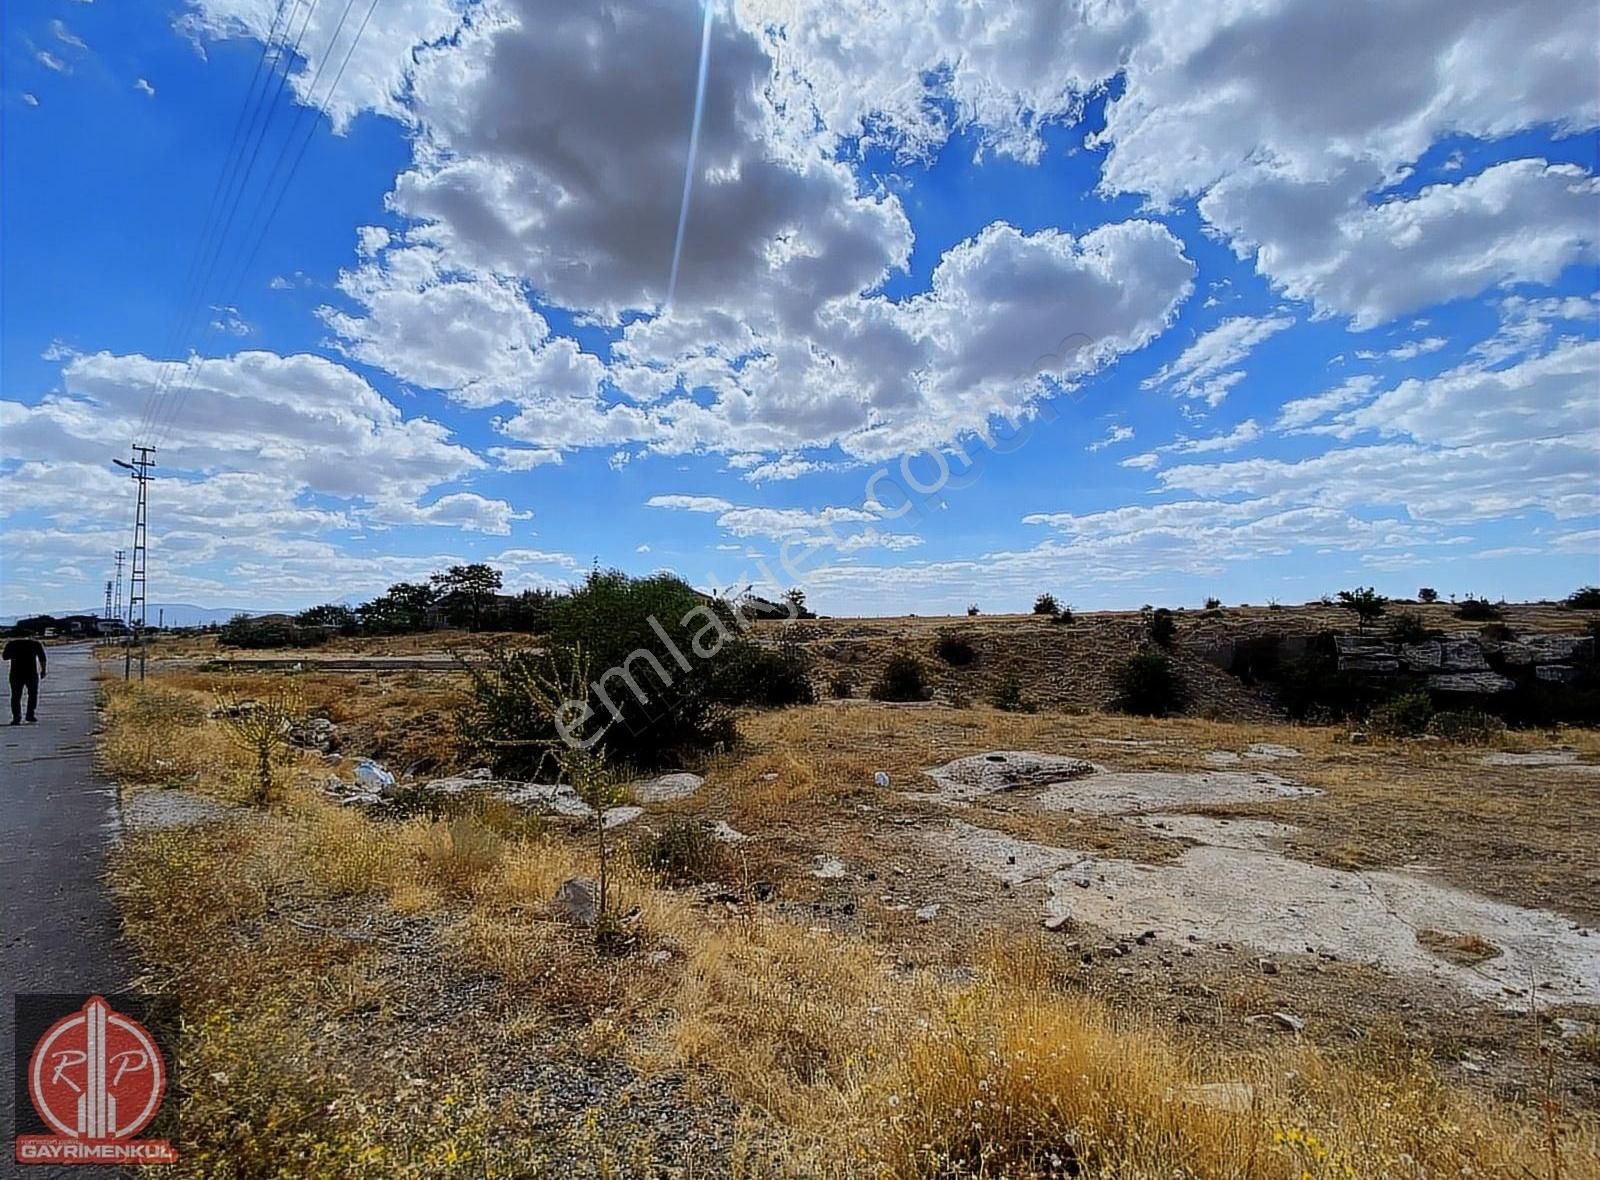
[711,820,749,843]
[633,772,705,803]
[812,855,848,880]
[551,877,598,925]
[916,904,940,922]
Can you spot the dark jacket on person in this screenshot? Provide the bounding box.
[3,638,47,681]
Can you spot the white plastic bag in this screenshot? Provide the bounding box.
[354,759,396,793]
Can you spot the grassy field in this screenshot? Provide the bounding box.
[95,632,1600,1178]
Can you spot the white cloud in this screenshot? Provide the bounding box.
[1273,376,1376,431]
[488,447,562,471]
[35,49,68,73]
[1143,315,1292,403]
[1340,337,1600,448]
[134,78,156,97]
[186,0,462,131]
[1203,159,1600,328]
[1087,424,1134,452]
[1121,419,1263,468]
[50,20,87,49]
[646,495,734,514]
[21,93,40,107]
[1386,336,1446,361]
[367,492,530,536]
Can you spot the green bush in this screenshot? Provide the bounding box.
[1203,596,1222,611]
[1387,611,1432,645]
[1479,622,1516,643]
[870,654,931,702]
[1369,690,1434,738]
[1147,607,1177,647]
[935,632,978,666]
[1111,652,1188,717]
[1454,597,1502,621]
[712,633,815,707]
[988,676,1035,714]
[1032,593,1060,617]
[828,672,854,699]
[218,614,329,649]
[1426,709,1506,745]
[457,570,751,779]
[1566,586,1600,610]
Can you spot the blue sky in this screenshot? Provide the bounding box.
[3,0,1598,617]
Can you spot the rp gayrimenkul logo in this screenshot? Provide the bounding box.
[14,994,178,1166]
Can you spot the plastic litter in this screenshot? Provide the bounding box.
[354,759,396,793]
[873,770,891,788]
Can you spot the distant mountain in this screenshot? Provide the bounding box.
[0,603,266,628]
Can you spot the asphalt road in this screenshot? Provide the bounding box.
[1,644,133,1173]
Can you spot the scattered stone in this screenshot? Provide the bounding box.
[812,855,848,880]
[1554,1017,1596,1041]
[633,772,705,803]
[1043,913,1072,932]
[710,820,749,843]
[1245,743,1300,761]
[915,751,1097,804]
[1272,1011,1305,1032]
[601,805,644,829]
[752,880,777,903]
[1258,958,1280,976]
[552,877,598,926]
[1536,664,1582,684]
[1203,751,1242,766]
[287,716,338,752]
[916,904,940,923]
[1349,731,1369,745]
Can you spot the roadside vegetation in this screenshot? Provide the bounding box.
[96,630,1600,1176]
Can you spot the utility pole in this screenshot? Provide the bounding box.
[114,447,155,682]
[103,579,114,622]
[112,550,125,624]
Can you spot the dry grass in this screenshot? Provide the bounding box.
[100,663,1600,1177]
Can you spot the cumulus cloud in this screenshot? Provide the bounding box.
[1087,424,1134,452]
[488,447,562,471]
[367,492,531,535]
[134,78,156,97]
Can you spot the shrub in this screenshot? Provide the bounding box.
[1479,622,1516,643]
[988,676,1035,714]
[1049,606,1073,624]
[1368,690,1434,738]
[1203,596,1222,611]
[1386,611,1432,645]
[1032,593,1060,617]
[1111,652,1187,716]
[966,604,980,617]
[870,654,931,702]
[638,818,730,885]
[1418,587,1439,604]
[457,570,750,779]
[1426,709,1506,745]
[1336,586,1388,632]
[1455,596,1502,621]
[294,604,358,634]
[1147,607,1176,647]
[934,632,977,666]
[828,672,854,699]
[713,633,815,707]
[214,682,303,806]
[1566,586,1600,610]
[218,614,329,650]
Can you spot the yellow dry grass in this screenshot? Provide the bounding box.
[99,666,1600,1178]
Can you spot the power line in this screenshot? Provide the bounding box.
[136,0,301,441]
[139,0,323,443]
[150,0,380,450]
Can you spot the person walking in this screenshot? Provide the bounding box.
[3,636,47,725]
